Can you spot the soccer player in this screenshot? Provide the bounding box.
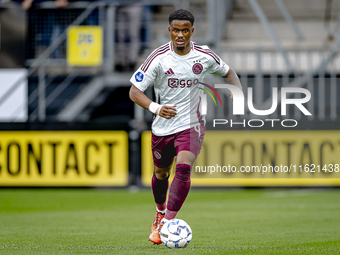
[129,9,242,244]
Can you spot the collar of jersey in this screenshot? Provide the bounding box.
[170,41,194,58]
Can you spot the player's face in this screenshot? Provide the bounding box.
[168,20,194,55]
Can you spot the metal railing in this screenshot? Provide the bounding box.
[22,0,219,122]
[0,1,115,122]
[1,0,339,125]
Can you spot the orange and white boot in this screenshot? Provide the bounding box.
[151,211,165,233]
[149,218,168,244]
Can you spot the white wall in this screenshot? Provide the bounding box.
[0,69,27,122]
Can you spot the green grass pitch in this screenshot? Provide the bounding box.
[0,188,339,254]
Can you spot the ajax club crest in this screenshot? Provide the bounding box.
[192,63,203,74]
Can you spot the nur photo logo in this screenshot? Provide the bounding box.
[198,83,312,128]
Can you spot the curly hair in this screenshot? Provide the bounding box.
[169,9,195,26]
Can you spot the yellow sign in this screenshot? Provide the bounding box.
[0,131,128,186]
[141,131,340,187]
[67,26,103,66]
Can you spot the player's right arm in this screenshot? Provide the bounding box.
[129,43,177,119]
[129,85,177,119]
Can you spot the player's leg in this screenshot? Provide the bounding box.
[149,150,196,244]
[150,164,175,244]
[149,134,176,244]
[165,125,205,220]
[149,127,204,244]
[151,165,171,233]
[164,150,196,220]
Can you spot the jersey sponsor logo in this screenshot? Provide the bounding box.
[135,72,144,82]
[154,150,161,160]
[192,63,203,74]
[165,68,175,75]
[168,78,199,88]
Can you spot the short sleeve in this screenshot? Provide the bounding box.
[205,47,229,77]
[130,56,159,92]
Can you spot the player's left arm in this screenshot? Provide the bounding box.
[205,47,243,102]
[223,68,243,102]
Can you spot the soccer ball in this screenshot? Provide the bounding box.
[160,219,192,248]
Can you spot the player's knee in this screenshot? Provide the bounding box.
[175,164,191,181]
[176,151,196,167]
[154,167,171,180]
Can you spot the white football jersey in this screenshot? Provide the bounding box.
[130,41,229,136]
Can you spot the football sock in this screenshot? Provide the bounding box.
[165,164,191,220]
[152,172,169,211]
[164,209,177,220]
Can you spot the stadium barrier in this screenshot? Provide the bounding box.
[0,131,128,187]
[141,131,340,187]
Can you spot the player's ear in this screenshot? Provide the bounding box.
[168,26,171,34]
[191,27,194,35]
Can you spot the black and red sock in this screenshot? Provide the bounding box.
[151,172,169,212]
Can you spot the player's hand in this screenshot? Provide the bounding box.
[229,91,233,103]
[159,105,177,119]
